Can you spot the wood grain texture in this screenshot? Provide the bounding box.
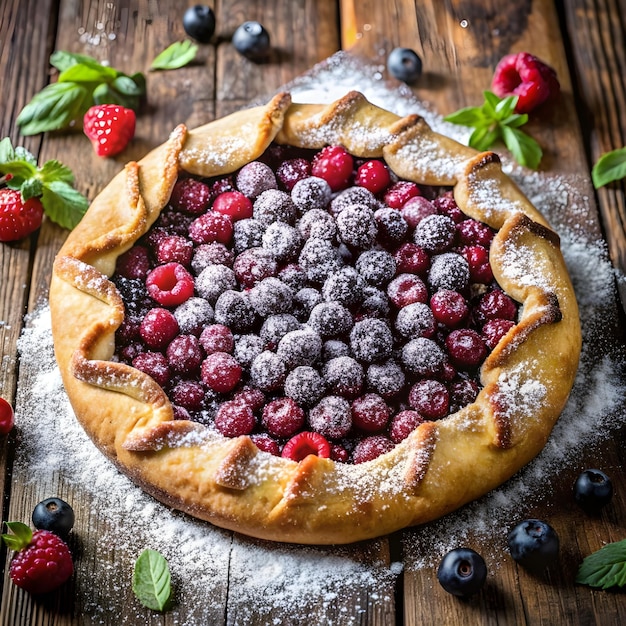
[1,0,626,624]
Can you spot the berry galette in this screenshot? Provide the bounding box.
[50,92,581,544]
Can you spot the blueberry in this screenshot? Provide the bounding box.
[32,497,75,537]
[437,548,487,597]
[232,21,271,60]
[183,5,216,43]
[507,519,559,572]
[574,469,613,513]
[387,47,423,84]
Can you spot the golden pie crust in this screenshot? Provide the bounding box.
[49,91,581,544]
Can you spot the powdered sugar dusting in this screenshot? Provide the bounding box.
[9,53,626,620]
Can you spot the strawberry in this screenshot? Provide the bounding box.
[0,188,43,242]
[83,104,136,157]
[2,522,73,594]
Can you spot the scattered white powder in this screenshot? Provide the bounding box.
[10,53,626,621]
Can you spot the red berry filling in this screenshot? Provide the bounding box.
[112,142,520,464]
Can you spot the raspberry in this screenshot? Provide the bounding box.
[139,308,179,350]
[170,178,211,215]
[408,379,450,419]
[212,191,254,221]
[393,243,430,275]
[433,191,463,222]
[482,318,515,349]
[188,211,234,245]
[146,262,194,306]
[199,324,234,355]
[214,400,255,437]
[262,397,305,438]
[311,146,354,192]
[166,334,204,373]
[201,352,242,393]
[250,433,280,455]
[0,396,15,434]
[115,245,151,279]
[387,273,428,308]
[281,431,331,461]
[83,104,135,157]
[0,189,44,242]
[456,218,494,248]
[308,395,352,439]
[171,379,205,411]
[276,157,311,190]
[351,394,390,432]
[389,410,424,443]
[355,160,391,194]
[383,181,420,209]
[156,235,193,266]
[352,435,394,463]
[4,523,73,594]
[445,329,487,369]
[491,52,560,114]
[132,351,171,387]
[330,444,350,463]
[430,289,469,327]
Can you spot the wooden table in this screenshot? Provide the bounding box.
[2,0,626,624]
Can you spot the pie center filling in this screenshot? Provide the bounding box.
[111,143,519,464]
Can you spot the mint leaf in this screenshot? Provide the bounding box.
[21,177,44,201]
[1,521,33,552]
[132,549,172,612]
[50,50,108,72]
[576,539,626,589]
[58,63,118,84]
[444,106,489,127]
[150,41,198,70]
[41,180,89,229]
[502,126,543,169]
[17,81,91,135]
[39,159,75,185]
[469,126,501,152]
[592,147,626,188]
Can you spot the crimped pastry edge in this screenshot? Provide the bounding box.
[49,91,581,544]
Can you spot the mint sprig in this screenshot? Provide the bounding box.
[444,91,543,169]
[592,147,626,188]
[0,137,88,229]
[132,549,172,612]
[576,538,626,590]
[150,41,199,71]
[16,51,145,136]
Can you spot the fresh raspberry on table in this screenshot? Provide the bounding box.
[491,52,560,113]
[83,104,136,157]
[0,188,43,242]
[2,522,73,594]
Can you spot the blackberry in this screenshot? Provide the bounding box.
[259,313,301,348]
[213,290,258,333]
[261,222,303,262]
[336,205,378,249]
[308,301,354,337]
[248,277,294,317]
[357,286,391,319]
[195,264,237,303]
[253,189,296,225]
[374,207,408,247]
[321,267,365,307]
[284,366,326,407]
[276,328,323,368]
[278,264,307,292]
[249,350,287,392]
[323,356,364,398]
[232,218,266,254]
[293,287,323,319]
[291,176,332,214]
[349,318,393,363]
[355,249,396,287]
[298,237,343,283]
[322,339,351,361]
[428,252,470,292]
[233,246,278,288]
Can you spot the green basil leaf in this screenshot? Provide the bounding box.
[592,147,626,188]
[112,75,143,96]
[501,113,529,128]
[576,539,626,589]
[132,549,172,612]
[17,82,91,135]
[50,50,105,72]
[130,72,147,95]
[444,106,489,127]
[494,95,518,119]
[483,90,501,110]
[150,40,199,70]
[39,159,75,185]
[0,137,16,163]
[468,125,500,152]
[501,125,543,169]
[58,63,118,84]
[92,82,117,105]
[41,180,89,230]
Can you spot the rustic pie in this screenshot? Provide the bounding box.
[49,92,581,544]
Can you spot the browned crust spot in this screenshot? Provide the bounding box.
[404,421,439,490]
[215,437,260,490]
